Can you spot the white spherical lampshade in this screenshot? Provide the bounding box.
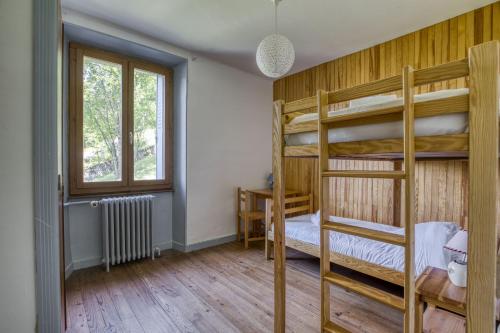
[256,33,295,78]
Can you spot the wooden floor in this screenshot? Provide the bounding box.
[66,241,405,333]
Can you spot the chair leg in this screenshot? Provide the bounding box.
[244,218,249,249]
[265,239,272,260]
[236,217,241,242]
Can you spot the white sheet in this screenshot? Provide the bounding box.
[286,88,469,146]
[272,215,459,276]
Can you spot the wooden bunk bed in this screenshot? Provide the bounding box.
[271,41,499,333]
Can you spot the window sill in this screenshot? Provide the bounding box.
[68,186,174,198]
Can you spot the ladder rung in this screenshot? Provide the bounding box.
[322,221,405,246]
[321,170,406,179]
[323,272,405,311]
[324,320,351,333]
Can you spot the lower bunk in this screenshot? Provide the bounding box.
[266,208,459,286]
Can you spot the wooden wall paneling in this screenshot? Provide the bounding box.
[276,3,497,227]
[494,2,500,40]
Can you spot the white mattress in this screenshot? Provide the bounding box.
[272,215,459,276]
[286,88,469,146]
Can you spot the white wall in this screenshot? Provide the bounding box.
[66,193,173,271]
[172,62,188,248]
[0,0,37,332]
[62,9,272,255]
[186,58,272,245]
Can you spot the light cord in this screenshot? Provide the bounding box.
[274,1,278,34]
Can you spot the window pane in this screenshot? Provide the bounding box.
[133,68,165,181]
[82,56,122,182]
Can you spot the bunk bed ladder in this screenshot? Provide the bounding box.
[318,65,416,333]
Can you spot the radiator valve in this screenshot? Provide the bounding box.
[153,247,161,260]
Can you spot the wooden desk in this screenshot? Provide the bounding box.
[247,188,300,200]
[244,189,300,240]
[415,266,500,332]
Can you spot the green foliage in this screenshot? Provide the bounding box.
[133,69,159,181]
[82,57,160,182]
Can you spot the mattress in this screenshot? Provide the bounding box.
[271,214,459,276]
[285,88,469,146]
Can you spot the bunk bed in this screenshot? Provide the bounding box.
[271,41,499,333]
[265,212,459,286]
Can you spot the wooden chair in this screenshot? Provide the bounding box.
[236,187,265,249]
[264,193,314,259]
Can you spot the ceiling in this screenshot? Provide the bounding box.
[62,0,494,78]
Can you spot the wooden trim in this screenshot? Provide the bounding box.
[324,321,350,333]
[403,65,416,333]
[284,121,317,135]
[272,100,286,333]
[325,58,468,105]
[267,230,405,286]
[328,75,402,104]
[284,144,319,157]
[283,133,469,158]
[285,93,469,135]
[324,272,405,311]
[467,40,499,333]
[413,58,469,86]
[236,187,242,242]
[322,170,405,179]
[68,43,173,196]
[322,104,404,127]
[283,96,316,114]
[318,89,331,330]
[265,198,272,260]
[330,133,469,156]
[322,221,405,246]
[393,161,402,227]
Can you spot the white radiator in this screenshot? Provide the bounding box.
[102,195,154,271]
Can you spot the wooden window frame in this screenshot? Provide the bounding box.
[69,43,173,196]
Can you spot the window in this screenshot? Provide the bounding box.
[69,44,172,195]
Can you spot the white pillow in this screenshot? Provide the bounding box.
[349,94,398,108]
[415,222,460,270]
[310,210,320,226]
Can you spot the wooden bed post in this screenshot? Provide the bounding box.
[393,160,402,227]
[318,89,330,330]
[467,40,499,333]
[273,99,286,333]
[403,65,416,333]
[265,198,272,260]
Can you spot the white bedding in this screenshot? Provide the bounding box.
[272,215,459,276]
[286,88,469,146]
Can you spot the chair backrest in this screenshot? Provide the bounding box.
[265,193,313,230]
[236,187,251,214]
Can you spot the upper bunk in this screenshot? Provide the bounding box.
[277,58,475,159]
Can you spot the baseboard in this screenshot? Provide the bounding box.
[172,240,186,252]
[65,262,74,280]
[70,241,174,271]
[72,256,103,271]
[156,240,173,251]
[178,234,236,253]
[69,236,235,272]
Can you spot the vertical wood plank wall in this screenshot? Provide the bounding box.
[276,3,500,228]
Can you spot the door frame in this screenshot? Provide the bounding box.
[33,0,64,332]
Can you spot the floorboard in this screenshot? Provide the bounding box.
[66,241,404,333]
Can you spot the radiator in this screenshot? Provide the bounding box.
[102,195,154,271]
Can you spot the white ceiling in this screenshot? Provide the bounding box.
[62,0,494,78]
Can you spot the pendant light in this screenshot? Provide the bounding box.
[256,0,295,78]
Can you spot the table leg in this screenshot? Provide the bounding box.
[415,296,424,333]
[252,194,258,236]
